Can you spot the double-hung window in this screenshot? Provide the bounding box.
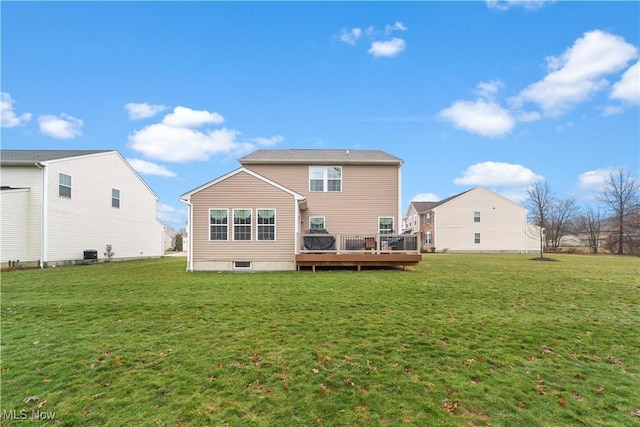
[210,209,229,241]
[309,166,342,192]
[233,209,252,241]
[257,209,276,241]
[474,211,481,223]
[425,232,432,244]
[59,173,71,198]
[475,233,481,244]
[309,217,325,231]
[379,217,394,234]
[112,188,120,208]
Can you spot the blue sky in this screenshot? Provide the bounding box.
[2,1,638,230]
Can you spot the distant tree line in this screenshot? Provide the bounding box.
[525,168,640,256]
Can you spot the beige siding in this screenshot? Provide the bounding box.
[247,164,400,235]
[1,189,32,263]
[0,166,43,262]
[190,171,297,266]
[434,187,533,252]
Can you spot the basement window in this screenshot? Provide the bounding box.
[233,261,252,270]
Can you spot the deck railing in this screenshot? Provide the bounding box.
[297,232,420,255]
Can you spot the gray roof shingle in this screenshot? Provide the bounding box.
[239,149,403,165]
[411,189,473,212]
[0,150,113,165]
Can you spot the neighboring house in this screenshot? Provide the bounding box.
[405,186,541,253]
[1,150,165,267]
[164,228,175,251]
[180,149,420,271]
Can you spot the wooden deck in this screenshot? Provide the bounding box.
[295,253,422,272]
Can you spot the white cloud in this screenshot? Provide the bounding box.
[162,106,224,128]
[515,111,542,122]
[602,106,624,116]
[439,99,515,137]
[126,158,177,178]
[610,61,640,105]
[577,168,615,191]
[385,22,407,35]
[340,27,362,45]
[454,161,543,187]
[125,102,167,120]
[38,113,83,139]
[513,30,638,116]
[1,92,31,127]
[249,135,285,147]
[368,38,406,57]
[486,0,551,11]
[475,80,503,99]
[412,193,440,202]
[157,203,187,228]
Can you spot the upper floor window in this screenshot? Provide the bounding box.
[112,188,120,208]
[309,166,342,192]
[474,211,481,223]
[475,232,481,244]
[210,209,229,241]
[379,217,394,234]
[425,212,431,224]
[257,209,276,241]
[233,209,252,241]
[59,173,71,198]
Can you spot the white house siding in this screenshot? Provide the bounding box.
[43,153,163,264]
[189,171,298,271]
[434,187,533,253]
[0,166,43,263]
[245,164,400,235]
[1,189,32,264]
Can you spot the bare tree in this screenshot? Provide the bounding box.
[577,206,604,254]
[525,180,554,259]
[547,197,579,250]
[597,168,640,255]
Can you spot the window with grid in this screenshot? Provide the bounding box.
[309,217,325,230]
[425,232,432,244]
[474,233,481,244]
[209,209,228,240]
[112,188,120,208]
[309,166,342,192]
[234,209,252,241]
[474,211,481,223]
[59,173,71,198]
[257,209,276,241]
[379,217,394,234]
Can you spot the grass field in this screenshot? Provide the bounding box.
[1,254,638,426]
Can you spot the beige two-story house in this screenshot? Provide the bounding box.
[179,149,421,271]
[405,186,541,253]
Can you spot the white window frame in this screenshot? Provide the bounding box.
[425,232,432,244]
[233,208,252,241]
[309,216,326,231]
[378,217,394,235]
[112,188,120,208]
[59,173,72,198]
[474,232,481,244]
[474,211,481,223]
[309,166,342,192]
[209,208,229,241]
[425,212,431,224]
[256,209,276,241]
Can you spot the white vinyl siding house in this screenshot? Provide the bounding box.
[1,150,165,267]
[407,186,541,253]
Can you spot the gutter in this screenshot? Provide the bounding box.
[179,197,194,272]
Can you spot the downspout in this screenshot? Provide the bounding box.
[397,164,402,231]
[35,162,47,268]
[179,197,194,272]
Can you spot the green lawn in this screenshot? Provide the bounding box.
[1,254,638,426]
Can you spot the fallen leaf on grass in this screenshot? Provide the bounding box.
[208,376,217,382]
[91,393,104,399]
[113,356,121,366]
[37,400,48,409]
[43,378,51,383]
[517,402,526,410]
[444,399,459,413]
[572,391,584,401]
[629,409,640,417]
[23,395,38,403]
[558,399,567,407]
[606,356,622,364]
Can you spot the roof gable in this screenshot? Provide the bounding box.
[180,167,306,201]
[239,149,403,165]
